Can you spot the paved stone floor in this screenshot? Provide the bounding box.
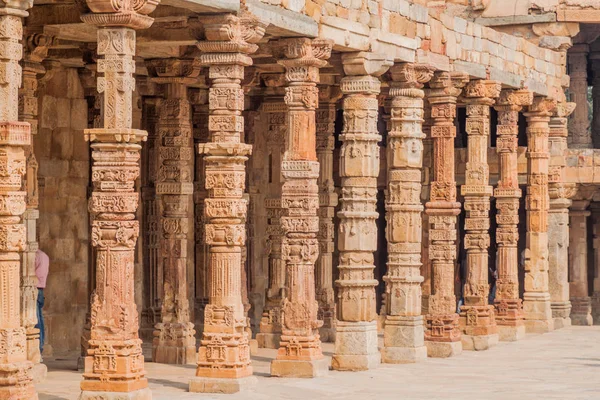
[38,326,600,400]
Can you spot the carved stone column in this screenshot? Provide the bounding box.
[523,96,556,334]
[493,90,532,341]
[548,102,576,330]
[421,99,433,314]
[190,14,265,393]
[591,55,600,148]
[257,81,286,349]
[568,44,592,148]
[381,63,432,364]
[315,84,340,343]
[0,1,37,398]
[569,200,593,325]
[20,33,52,372]
[147,59,199,364]
[424,71,468,358]
[269,38,332,378]
[591,205,600,324]
[332,52,391,371]
[191,88,209,336]
[79,1,157,397]
[458,80,501,351]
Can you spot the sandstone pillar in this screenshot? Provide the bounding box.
[523,96,556,334]
[191,88,209,335]
[316,85,340,343]
[20,33,52,373]
[189,14,265,394]
[147,59,199,364]
[257,82,286,349]
[381,63,432,364]
[269,38,332,379]
[569,200,593,325]
[0,1,37,398]
[421,100,433,314]
[459,79,501,351]
[568,44,592,148]
[591,55,600,148]
[424,71,468,358]
[493,90,532,341]
[79,1,157,397]
[332,52,391,371]
[591,206,600,323]
[548,102,577,330]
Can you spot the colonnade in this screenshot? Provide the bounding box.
[0,2,599,399]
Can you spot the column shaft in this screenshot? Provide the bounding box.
[0,5,36,399]
[424,71,468,358]
[148,60,199,364]
[569,201,593,325]
[315,86,339,343]
[382,63,432,364]
[568,44,592,148]
[459,80,500,350]
[269,38,332,379]
[548,102,576,330]
[257,90,286,349]
[523,96,556,334]
[79,13,155,397]
[333,52,392,371]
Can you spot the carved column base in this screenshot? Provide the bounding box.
[382,316,427,364]
[497,325,526,342]
[152,323,196,365]
[331,321,380,371]
[459,304,498,335]
[257,302,282,349]
[570,297,593,326]
[591,294,600,325]
[81,338,148,393]
[424,340,462,358]
[523,294,554,333]
[0,347,36,400]
[551,301,572,329]
[80,388,151,400]
[189,376,257,394]
[425,312,461,343]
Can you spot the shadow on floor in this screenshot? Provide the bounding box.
[147,377,189,391]
[39,395,69,400]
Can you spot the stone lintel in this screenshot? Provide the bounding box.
[475,13,556,26]
[246,0,318,38]
[452,60,487,80]
[558,9,600,23]
[162,0,239,13]
[318,16,370,52]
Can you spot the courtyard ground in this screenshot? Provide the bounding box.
[38,326,600,400]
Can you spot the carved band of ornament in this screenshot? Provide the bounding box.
[205,223,245,246]
[526,152,549,160]
[281,216,319,233]
[91,220,139,248]
[89,192,139,213]
[465,120,490,137]
[281,196,319,211]
[204,170,245,190]
[496,136,518,153]
[496,124,519,136]
[0,122,30,146]
[84,128,147,144]
[464,233,491,250]
[283,85,318,109]
[430,125,456,138]
[429,244,457,261]
[261,102,288,113]
[208,87,245,112]
[389,63,434,87]
[281,160,319,177]
[429,183,457,203]
[274,37,332,62]
[340,76,381,95]
[281,237,319,264]
[497,89,533,108]
[0,222,25,251]
[156,182,194,195]
[387,242,421,253]
[204,198,247,219]
[464,217,490,231]
[159,146,193,162]
[388,169,422,183]
[430,103,457,120]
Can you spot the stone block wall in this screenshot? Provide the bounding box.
[35,66,90,356]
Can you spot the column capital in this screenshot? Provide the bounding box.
[526,96,557,117]
[462,79,501,103]
[388,63,434,93]
[341,51,393,77]
[427,71,469,100]
[146,58,202,85]
[274,37,332,73]
[496,89,533,110]
[80,0,158,29]
[0,0,32,14]
[554,101,577,118]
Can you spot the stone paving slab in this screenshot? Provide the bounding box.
[38,326,600,400]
